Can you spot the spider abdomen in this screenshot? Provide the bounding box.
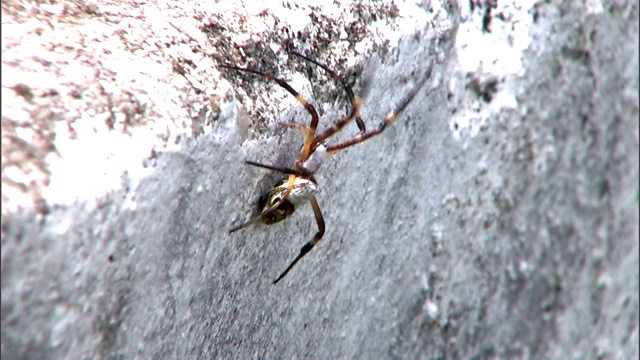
[259,177,319,224]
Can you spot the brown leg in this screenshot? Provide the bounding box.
[220,65,319,161]
[290,51,367,133]
[311,96,363,148]
[278,121,310,146]
[273,196,325,283]
[325,65,433,154]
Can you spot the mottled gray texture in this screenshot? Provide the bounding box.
[2,1,638,359]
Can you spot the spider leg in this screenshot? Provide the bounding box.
[325,65,433,154]
[279,121,308,131]
[229,174,297,233]
[311,96,363,148]
[220,64,319,161]
[244,160,300,176]
[289,50,366,133]
[273,195,325,283]
[278,121,310,140]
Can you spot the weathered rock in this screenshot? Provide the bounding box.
[2,1,637,358]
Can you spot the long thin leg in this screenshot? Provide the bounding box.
[229,174,297,233]
[278,121,310,142]
[290,51,368,150]
[244,160,300,176]
[325,65,433,154]
[220,64,319,161]
[273,196,325,283]
[289,50,366,133]
[311,96,363,148]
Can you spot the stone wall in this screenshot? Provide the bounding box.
[2,0,638,358]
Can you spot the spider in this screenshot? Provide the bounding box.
[224,51,432,284]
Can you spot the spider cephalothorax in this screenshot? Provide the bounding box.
[224,51,432,283]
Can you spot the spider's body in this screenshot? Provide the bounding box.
[224,51,432,284]
[258,177,319,224]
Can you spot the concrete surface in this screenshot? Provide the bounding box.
[1,0,638,359]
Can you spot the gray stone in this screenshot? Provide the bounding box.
[2,0,637,359]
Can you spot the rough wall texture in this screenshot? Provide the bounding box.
[1,0,638,359]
